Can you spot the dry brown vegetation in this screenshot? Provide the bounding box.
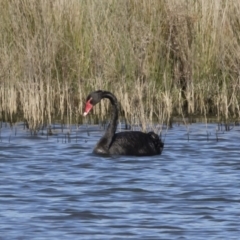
[1,0,240,131]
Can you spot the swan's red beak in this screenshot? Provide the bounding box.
[83,99,93,116]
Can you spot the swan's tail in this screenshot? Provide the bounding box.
[148,132,164,154]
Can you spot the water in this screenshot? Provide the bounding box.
[0,122,240,240]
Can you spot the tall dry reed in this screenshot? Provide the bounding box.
[0,0,240,131]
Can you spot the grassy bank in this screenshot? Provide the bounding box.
[1,0,240,131]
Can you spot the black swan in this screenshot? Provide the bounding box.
[83,90,164,156]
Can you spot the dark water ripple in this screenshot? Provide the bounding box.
[0,122,240,239]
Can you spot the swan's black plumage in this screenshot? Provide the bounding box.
[83,90,164,156]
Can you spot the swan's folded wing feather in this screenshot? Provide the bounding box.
[108,131,163,156]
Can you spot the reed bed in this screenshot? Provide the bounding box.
[1,0,240,131]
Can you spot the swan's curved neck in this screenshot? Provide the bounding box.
[94,91,118,153]
[102,91,118,135]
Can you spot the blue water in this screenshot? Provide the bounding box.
[0,122,240,239]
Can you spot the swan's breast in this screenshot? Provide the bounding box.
[93,146,108,155]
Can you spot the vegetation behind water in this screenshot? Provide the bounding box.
[1,0,240,131]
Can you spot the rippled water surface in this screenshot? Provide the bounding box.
[0,122,240,239]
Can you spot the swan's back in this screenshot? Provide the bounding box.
[94,131,164,156]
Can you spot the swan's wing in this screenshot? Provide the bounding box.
[109,131,162,156]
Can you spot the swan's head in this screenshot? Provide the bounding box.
[83,90,103,116]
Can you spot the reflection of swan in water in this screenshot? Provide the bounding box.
[83,90,164,156]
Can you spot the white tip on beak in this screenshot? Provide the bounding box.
[83,112,88,116]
